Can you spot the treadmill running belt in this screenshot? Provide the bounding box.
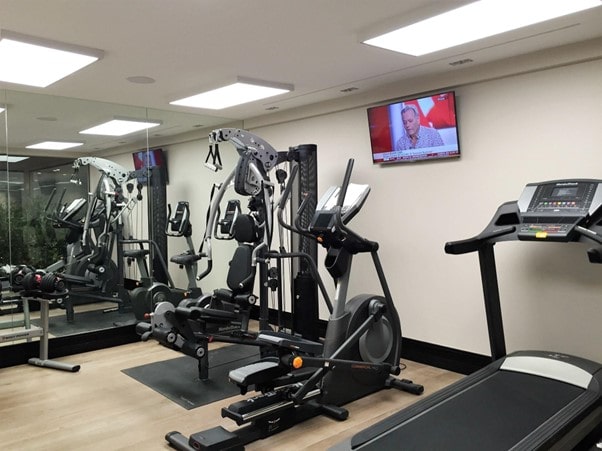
[356,370,583,451]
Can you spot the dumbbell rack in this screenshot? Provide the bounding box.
[0,290,80,372]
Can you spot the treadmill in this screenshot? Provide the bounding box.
[332,179,602,451]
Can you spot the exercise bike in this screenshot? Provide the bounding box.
[165,159,423,451]
[128,200,207,321]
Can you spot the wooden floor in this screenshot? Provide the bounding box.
[0,340,462,451]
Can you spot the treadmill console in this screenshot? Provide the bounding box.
[517,179,602,241]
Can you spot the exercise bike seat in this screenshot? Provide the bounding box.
[123,248,150,259]
[170,251,203,266]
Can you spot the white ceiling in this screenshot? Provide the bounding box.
[1,0,602,154]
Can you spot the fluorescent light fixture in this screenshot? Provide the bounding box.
[0,30,103,88]
[170,77,293,109]
[363,0,602,56]
[79,117,161,136]
[26,141,84,150]
[0,106,5,113]
[0,155,29,163]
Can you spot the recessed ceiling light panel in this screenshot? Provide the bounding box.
[0,30,103,87]
[170,77,293,110]
[26,141,84,150]
[0,155,29,163]
[79,118,161,136]
[363,0,602,56]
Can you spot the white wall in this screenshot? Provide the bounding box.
[247,58,602,363]
[112,51,602,364]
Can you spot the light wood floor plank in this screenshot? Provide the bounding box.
[0,340,462,450]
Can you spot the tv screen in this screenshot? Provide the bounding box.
[367,91,460,164]
[132,148,168,184]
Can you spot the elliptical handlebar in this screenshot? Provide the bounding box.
[336,158,355,210]
[277,158,378,254]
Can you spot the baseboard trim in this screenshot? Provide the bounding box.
[400,337,491,375]
[0,324,139,369]
[1,310,490,375]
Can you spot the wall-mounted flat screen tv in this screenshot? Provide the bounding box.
[367,90,460,164]
[132,148,168,184]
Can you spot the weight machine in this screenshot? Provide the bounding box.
[138,129,320,380]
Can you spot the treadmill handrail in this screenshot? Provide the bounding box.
[574,225,602,244]
[445,225,516,255]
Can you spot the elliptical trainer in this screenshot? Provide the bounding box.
[165,159,423,451]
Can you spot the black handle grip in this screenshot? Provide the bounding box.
[277,164,298,210]
[445,226,516,254]
[337,159,355,209]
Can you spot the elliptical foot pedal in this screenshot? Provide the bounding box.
[165,431,194,450]
[387,377,424,395]
[313,400,349,421]
[189,426,242,450]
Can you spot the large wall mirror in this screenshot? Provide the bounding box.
[0,89,233,360]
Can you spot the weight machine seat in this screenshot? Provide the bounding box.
[170,252,203,266]
[226,244,255,291]
[232,214,260,244]
[208,214,259,307]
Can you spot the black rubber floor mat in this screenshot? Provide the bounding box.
[122,345,259,409]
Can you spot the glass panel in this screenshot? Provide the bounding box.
[0,89,234,355]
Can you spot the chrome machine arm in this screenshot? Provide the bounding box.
[72,157,133,185]
[207,128,281,262]
[209,128,279,174]
[72,157,136,247]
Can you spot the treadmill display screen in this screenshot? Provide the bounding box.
[526,182,595,214]
[518,180,602,241]
[551,187,578,198]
